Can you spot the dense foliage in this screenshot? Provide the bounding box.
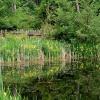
[0,0,100,42]
[0,1,100,100]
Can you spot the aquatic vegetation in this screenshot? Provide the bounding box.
[0,34,97,65]
[0,34,99,100]
[0,90,22,100]
[2,63,64,83]
[2,61,100,100]
[0,66,22,100]
[0,35,66,63]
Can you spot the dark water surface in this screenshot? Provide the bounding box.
[1,60,100,100]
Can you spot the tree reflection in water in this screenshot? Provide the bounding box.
[2,59,100,100]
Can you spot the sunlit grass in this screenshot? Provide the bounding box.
[0,34,65,62]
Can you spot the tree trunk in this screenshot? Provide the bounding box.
[76,0,80,13]
[12,0,16,12]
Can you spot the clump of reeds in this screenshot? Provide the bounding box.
[0,35,67,64]
[0,90,22,100]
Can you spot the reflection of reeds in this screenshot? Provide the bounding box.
[38,50,45,65]
[1,61,22,100]
[0,49,70,67]
[0,50,98,67]
[0,66,3,91]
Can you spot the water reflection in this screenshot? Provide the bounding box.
[1,60,100,100]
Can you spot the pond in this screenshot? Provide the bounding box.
[0,38,100,99]
[1,59,100,100]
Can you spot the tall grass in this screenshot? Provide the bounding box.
[0,90,22,100]
[0,35,68,64]
[0,34,98,65]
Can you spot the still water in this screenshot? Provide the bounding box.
[1,60,100,100]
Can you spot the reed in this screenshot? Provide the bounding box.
[0,34,98,66]
[0,90,22,100]
[0,35,68,65]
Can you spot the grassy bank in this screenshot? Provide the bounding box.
[0,34,98,65]
[0,34,67,63]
